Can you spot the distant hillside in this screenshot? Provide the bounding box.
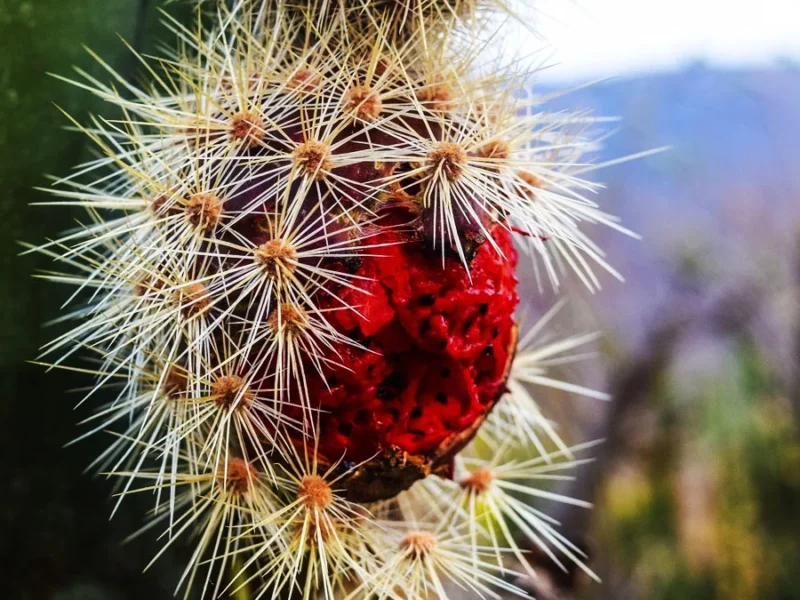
[537,65,800,342]
[542,63,800,222]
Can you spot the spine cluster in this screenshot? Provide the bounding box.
[33,1,628,598]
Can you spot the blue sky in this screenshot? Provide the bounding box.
[510,0,800,81]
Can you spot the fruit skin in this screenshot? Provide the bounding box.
[285,214,519,502]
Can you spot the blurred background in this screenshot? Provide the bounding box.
[1,0,799,598]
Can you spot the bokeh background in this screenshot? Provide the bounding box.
[2,1,799,598]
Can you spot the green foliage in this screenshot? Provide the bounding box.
[587,340,800,600]
[0,2,192,598]
[1,0,140,362]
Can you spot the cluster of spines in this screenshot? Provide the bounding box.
[30,0,627,598]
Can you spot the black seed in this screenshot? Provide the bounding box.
[492,327,499,338]
[376,384,395,401]
[435,392,447,404]
[440,368,451,378]
[327,374,338,386]
[462,316,474,334]
[388,408,400,422]
[386,372,405,388]
[419,319,430,336]
[355,410,370,425]
[410,429,426,438]
[478,303,489,315]
[338,422,352,436]
[410,406,422,419]
[343,256,363,273]
[483,344,494,356]
[418,294,436,306]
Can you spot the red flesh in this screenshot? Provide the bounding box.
[282,218,519,463]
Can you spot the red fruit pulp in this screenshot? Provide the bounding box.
[206,103,521,478]
[283,214,519,464]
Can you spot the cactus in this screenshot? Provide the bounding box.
[33,1,628,597]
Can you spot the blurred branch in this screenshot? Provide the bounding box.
[515,281,763,599]
[791,232,800,421]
